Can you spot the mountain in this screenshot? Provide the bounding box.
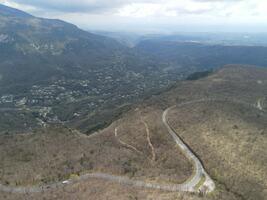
[1,4,267,136]
[0,5,267,200]
[135,40,267,70]
[0,3,127,86]
[92,31,143,47]
[0,4,181,134]
[0,3,32,18]
[135,32,267,47]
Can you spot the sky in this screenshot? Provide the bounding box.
[1,0,267,33]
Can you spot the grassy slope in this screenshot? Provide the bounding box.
[1,65,266,200]
[0,107,193,187]
[160,65,267,200]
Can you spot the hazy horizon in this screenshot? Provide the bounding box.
[1,0,267,34]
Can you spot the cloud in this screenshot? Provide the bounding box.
[117,2,216,18]
[4,0,122,13]
[1,0,243,13]
[1,0,161,13]
[1,0,267,32]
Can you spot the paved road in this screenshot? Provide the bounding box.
[0,172,204,193]
[1,98,263,194]
[163,106,215,193]
[256,98,264,111]
[161,97,265,192]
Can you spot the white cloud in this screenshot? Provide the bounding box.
[1,0,267,32]
[1,0,160,13]
[0,0,36,12]
[117,1,214,18]
[118,3,164,18]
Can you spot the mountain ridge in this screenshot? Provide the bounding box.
[0,3,32,18]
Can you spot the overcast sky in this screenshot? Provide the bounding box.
[1,0,267,33]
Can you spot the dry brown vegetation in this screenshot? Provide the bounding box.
[0,108,193,188]
[0,178,205,200]
[168,101,267,200]
[1,65,267,200]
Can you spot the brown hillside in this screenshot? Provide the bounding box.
[1,65,267,200]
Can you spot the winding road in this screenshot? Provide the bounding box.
[256,98,264,111]
[163,106,215,192]
[1,98,264,194]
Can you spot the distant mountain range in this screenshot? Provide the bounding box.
[135,40,267,70]
[0,3,267,134]
[1,3,267,90]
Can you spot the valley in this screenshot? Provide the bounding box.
[1,4,267,136]
[0,3,267,200]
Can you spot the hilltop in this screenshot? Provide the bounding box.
[1,65,266,200]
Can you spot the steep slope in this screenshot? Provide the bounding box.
[0,3,126,86]
[0,3,32,18]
